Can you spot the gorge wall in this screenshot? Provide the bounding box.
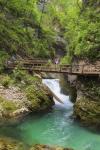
[62,73,100,130]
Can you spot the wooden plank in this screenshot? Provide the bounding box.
[6,60,100,75]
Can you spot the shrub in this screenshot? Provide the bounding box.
[1,76,11,88]
[13,68,27,82]
[61,55,72,64]
[0,51,9,73]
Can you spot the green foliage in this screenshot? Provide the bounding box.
[0,96,17,112]
[0,51,9,72]
[25,83,51,111]
[2,100,17,112]
[61,55,72,64]
[0,0,40,53]
[0,0,99,63]
[13,68,27,81]
[0,0,64,60]
[12,68,41,85]
[1,75,11,88]
[25,85,41,109]
[63,0,100,61]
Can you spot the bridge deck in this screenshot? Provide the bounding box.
[6,60,100,75]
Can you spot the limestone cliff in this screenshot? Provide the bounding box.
[73,76,100,129]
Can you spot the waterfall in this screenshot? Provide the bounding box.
[3,79,99,150]
[42,79,73,110]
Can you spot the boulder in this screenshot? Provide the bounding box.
[0,137,26,150]
[0,81,54,122]
[74,97,100,128]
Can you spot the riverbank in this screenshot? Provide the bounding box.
[0,70,54,123]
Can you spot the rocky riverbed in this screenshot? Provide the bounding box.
[0,137,73,150]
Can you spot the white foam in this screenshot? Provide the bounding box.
[42,79,73,109]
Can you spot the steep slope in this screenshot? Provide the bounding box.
[62,0,100,63]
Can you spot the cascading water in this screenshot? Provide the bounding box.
[0,79,100,150]
[42,79,73,109]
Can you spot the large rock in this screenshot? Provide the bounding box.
[0,137,26,150]
[74,96,100,128]
[65,74,100,129]
[0,82,54,122]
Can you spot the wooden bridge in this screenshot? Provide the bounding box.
[6,59,100,75]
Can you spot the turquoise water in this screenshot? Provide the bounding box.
[18,109,100,150]
[0,79,100,150]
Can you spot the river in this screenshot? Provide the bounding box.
[0,79,100,150]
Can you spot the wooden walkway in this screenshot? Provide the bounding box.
[6,59,100,75]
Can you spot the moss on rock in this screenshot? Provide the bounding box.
[74,97,100,127]
[25,84,54,112]
[0,72,54,121]
[1,100,17,113]
[72,76,100,129]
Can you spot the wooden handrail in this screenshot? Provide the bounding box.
[5,59,100,75]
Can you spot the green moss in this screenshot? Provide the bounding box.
[25,84,53,111]
[2,101,17,112]
[0,96,17,113]
[26,86,40,109]
[74,97,100,126]
[0,96,4,103]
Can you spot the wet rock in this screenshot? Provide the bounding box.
[0,137,26,150]
[0,138,74,150]
[30,144,74,150]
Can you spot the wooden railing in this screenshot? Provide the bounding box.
[6,60,100,75]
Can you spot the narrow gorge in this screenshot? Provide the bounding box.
[0,0,100,150]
